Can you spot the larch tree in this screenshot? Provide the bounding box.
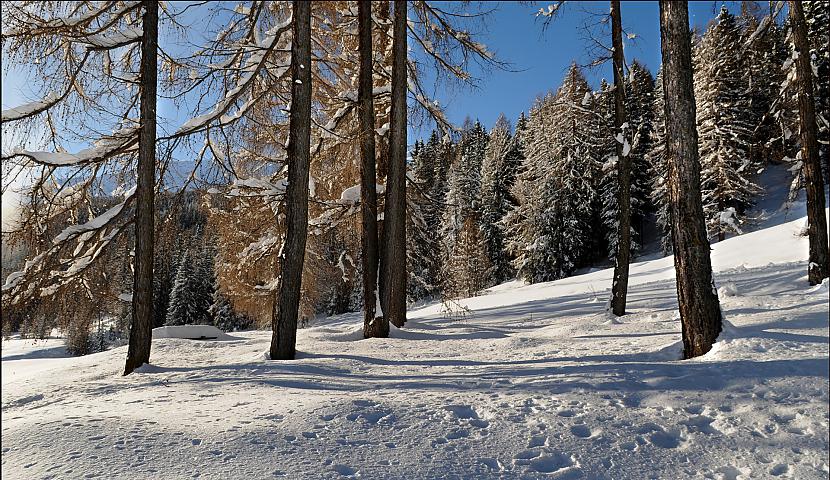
[788,0,830,285]
[380,0,408,329]
[658,0,723,359]
[270,0,313,359]
[358,0,388,339]
[609,0,631,316]
[124,0,158,375]
[0,0,161,374]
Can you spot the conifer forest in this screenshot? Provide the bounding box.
[1,1,829,479]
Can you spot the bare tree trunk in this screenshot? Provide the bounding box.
[359,0,389,339]
[381,0,408,328]
[658,0,723,359]
[270,0,312,359]
[609,0,630,317]
[124,0,157,376]
[789,0,830,285]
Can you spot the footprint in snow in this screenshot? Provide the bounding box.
[332,464,360,478]
[527,435,548,448]
[478,457,504,472]
[514,449,581,476]
[570,424,599,439]
[444,404,490,428]
[769,464,790,477]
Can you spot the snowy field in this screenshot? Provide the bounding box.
[2,210,829,479]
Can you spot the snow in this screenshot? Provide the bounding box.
[152,325,236,341]
[76,27,142,49]
[52,186,135,244]
[1,92,59,122]
[11,127,139,166]
[2,208,829,478]
[174,17,292,136]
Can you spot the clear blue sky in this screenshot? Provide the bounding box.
[2,1,749,149]
[412,1,747,139]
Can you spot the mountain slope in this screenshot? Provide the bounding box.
[2,211,828,480]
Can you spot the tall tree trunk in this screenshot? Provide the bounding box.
[789,0,830,285]
[658,0,723,359]
[124,0,157,376]
[609,0,630,316]
[381,0,408,328]
[270,0,312,359]
[360,0,389,339]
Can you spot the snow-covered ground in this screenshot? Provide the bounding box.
[3,209,829,479]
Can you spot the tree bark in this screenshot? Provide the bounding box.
[381,0,408,328]
[658,0,723,359]
[270,0,312,359]
[789,0,830,285]
[124,0,157,376]
[359,0,389,339]
[609,0,630,317]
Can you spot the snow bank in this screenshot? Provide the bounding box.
[152,325,235,340]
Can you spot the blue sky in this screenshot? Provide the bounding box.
[413,1,746,138]
[1,1,749,150]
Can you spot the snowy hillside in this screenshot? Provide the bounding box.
[3,211,829,479]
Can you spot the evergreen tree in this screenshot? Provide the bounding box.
[209,277,251,332]
[166,249,207,326]
[600,62,657,260]
[505,64,601,282]
[480,114,521,283]
[443,216,492,298]
[441,120,490,291]
[626,61,657,239]
[695,7,762,240]
[194,243,216,320]
[650,67,673,255]
[803,1,830,179]
[740,8,789,167]
[407,140,441,301]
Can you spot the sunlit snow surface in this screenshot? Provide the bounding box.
[2,211,828,479]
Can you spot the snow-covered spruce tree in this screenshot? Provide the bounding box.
[740,8,789,168]
[649,67,674,254]
[407,140,441,301]
[195,243,217,322]
[601,61,657,261]
[480,114,522,283]
[625,61,657,240]
[209,276,251,333]
[803,1,830,180]
[442,120,490,292]
[694,6,762,241]
[166,250,201,326]
[406,173,435,302]
[504,65,601,283]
